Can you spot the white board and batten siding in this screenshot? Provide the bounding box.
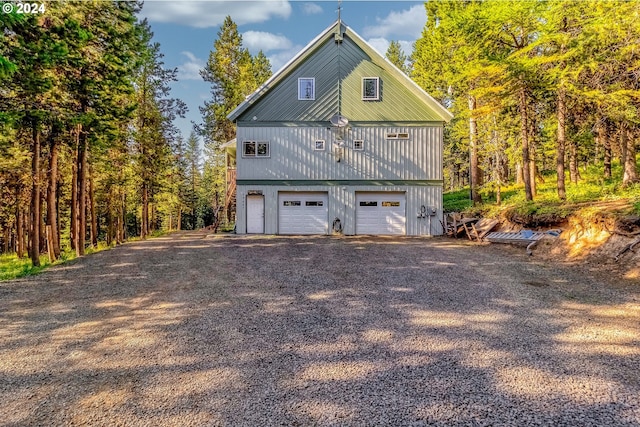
[236,185,442,236]
[236,126,443,182]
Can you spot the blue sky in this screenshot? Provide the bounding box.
[138,1,427,142]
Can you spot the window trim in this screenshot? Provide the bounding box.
[353,139,364,151]
[298,77,315,100]
[314,140,325,151]
[242,141,270,158]
[362,77,380,101]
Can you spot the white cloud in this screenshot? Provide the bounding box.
[366,38,390,57]
[267,45,304,74]
[243,31,293,53]
[178,51,206,80]
[141,1,292,28]
[301,2,323,15]
[362,5,426,40]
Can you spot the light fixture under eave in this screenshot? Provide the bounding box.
[330,113,349,127]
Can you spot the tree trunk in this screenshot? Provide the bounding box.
[46,131,61,259]
[468,95,482,205]
[77,127,88,256]
[16,202,24,258]
[89,169,98,248]
[569,138,580,183]
[141,183,149,238]
[622,124,639,186]
[603,121,612,179]
[30,124,41,267]
[529,132,537,199]
[518,86,533,201]
[556,87,567,200]
[70,126,79,253]
[515,162,523,185]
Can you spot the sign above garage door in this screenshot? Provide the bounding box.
[278,192,329,235]
[356,192,406,235]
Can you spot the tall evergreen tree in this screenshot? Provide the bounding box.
[385,40,409,74]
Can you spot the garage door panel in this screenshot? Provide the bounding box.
[356,192,406,235]
[279,193,328,235]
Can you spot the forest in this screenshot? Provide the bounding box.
[0,3,270,268]
[409,0,640,207]
[1,0,640,270]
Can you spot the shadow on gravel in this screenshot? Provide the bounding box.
[0,233,638,426]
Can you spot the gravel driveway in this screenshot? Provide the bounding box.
[1,231,639,426]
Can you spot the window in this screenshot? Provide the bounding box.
[386,132,409,140]
[382,201,400,207]
[243,141,270,158]
[298,77,315,100]
[314,140,325,151]
[359,201,377,207]
[354,140,364,150]
[283,201,301,207]
[305,201,324,207]
[362,77,380,100]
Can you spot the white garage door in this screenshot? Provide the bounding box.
[356,192,406,235]
[278,192,329,235]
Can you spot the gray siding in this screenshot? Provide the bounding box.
[237,126,442,181]
[239,33,446,124]
[236,184,443,236]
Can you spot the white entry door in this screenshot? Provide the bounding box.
[278,192,329,234]
[356,192,406,235]
[246,195,264,234]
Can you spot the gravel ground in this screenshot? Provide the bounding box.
[1,231,639,426]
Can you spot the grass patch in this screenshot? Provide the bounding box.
[0,244,111,282]
[0,253,69,281]
[445,158,640,221]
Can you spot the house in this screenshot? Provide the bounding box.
[226,20,453,236]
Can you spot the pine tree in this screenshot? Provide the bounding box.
[200,16,272,147]
[385,41,409,74]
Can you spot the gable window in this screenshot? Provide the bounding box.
[354,140,364,150]
[314,140,325,151]
[298,77,315,100]
[243,141,270,158]
[362,77,380,101]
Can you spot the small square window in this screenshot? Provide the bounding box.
[243,141,256,156]
[257,142,269,157]
[362,77,379,101]
[298,77,315,100]
[314,140,325,151]
[354,140,364,150]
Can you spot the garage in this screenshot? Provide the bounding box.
[356,192,406,235]
[278,192,329,234]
